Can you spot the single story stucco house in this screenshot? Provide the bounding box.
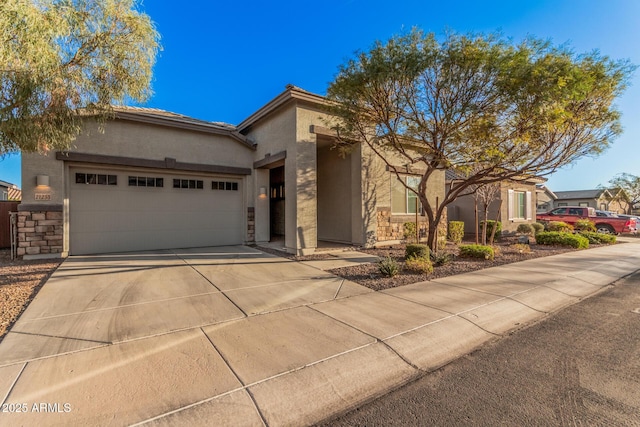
[18,85,445,258]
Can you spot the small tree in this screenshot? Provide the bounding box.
[327,29,634,252]
[1,0,160,154]
[472,181,500,245]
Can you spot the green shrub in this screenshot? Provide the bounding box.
[516,223,534,235]
[480,220,502,240]
[431,252,452,266]
[547,221,574,233]
[579,231,616,245]
[405,244,429,260]
[532,222,545,235]
[378,256,400,277]
[448,221,465,244]
[574,219,596,232]
[535,232,589,249]
[403,222,417,242]
[404,256,434,274]
[437,236,448,252]
[459,244,495,260]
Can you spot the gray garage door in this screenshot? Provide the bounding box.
[69,168,244,255]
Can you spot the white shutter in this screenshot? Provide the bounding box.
[508,189,514,220]
[526,191,532,220]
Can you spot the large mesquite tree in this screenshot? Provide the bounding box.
[327,29,633,251]
[0,0,160,154]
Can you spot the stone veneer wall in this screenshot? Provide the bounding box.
[376,207,448,242]
[247,207,255,243]
[16,208,64,257]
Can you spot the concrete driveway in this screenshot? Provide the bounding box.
[0,246,371,365]
[1,242,638,426]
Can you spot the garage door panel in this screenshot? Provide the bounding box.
[69,169,245,255]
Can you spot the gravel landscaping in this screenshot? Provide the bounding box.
[330,240,575,291]
[258,237,584,291]
[0,249,62,342]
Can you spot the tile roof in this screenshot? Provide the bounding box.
[554,189,605,200]
[114,106,236,131]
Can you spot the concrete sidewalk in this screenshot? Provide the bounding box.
[1,241,639,426]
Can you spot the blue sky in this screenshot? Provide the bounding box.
[1,0,638,191]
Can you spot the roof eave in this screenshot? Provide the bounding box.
[237,85,329,133]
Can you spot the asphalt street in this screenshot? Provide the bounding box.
[321,269,640,426]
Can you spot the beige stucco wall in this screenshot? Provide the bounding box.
[22,119,254,207]
[317,143,352,242]
[243,104,298,249]
[22,151,66,206]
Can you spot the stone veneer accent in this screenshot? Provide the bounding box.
[247,207,255,243]
[376,207,448,242]
[16,209,64,257]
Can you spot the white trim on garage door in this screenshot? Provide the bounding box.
[69,167,245,255]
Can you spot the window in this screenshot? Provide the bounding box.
[550,208,568,215]
[75,173,117,186]
[1,191,7,201]
[212,181,239,191]
[391,175,422,214]
[173,178,203,189]
[508,190,532,220]
[128,176,163,187]
[578,202,588,207]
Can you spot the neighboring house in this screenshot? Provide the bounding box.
[536,184,556,213]
[446,174,543,235]
[552,189,628,213]
[0,180,21,201]
[18,85,446,258]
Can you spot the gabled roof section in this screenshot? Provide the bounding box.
[536,184,557,199]
[114,106,255,150]
[0,179,17,188]
[237,85,329,133]
[554,189,608,200]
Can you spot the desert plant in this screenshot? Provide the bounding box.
[535,232,589,249]
[405,244,430,260]
[448,221,465,244]
[459,244,495,260]
[578,231,616,245]
[431,251,452,266]
[574,219,597,232]
[516,223,534,235]
[512,243,532,253]
[403,222,417,242]
[532,222,545,235]
[404,256,434,274]
[547,221,574,233]
[378,256,400,277]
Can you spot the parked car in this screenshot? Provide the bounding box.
[537,206,636,234]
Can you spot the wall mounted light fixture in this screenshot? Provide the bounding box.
[36,175,50,187]
[259,186,267,199]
